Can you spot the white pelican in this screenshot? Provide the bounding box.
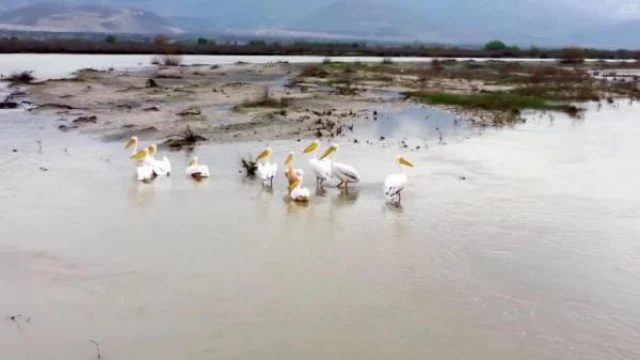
[284,152,303,180]
[319,144,360,189]
[302,140,333,190]
[384,156,414,205]
[125,136,143,165]
[147,144,171,176]
[130,148,155,182]
[288,172,310,202]
[256,146,277,187]
[185,156,210,180]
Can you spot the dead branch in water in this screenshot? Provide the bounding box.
[163,126,207,150]
[90,340,102,359]
[241,154,258,177]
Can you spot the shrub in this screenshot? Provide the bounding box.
[105,35,117,44]
[4,70,35,84]
[152,54,183,66]
[484,40,507,51]
[560,47,586,64]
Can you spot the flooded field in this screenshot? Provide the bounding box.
[1,92,640,359]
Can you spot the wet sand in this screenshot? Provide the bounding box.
[19,62,404,146]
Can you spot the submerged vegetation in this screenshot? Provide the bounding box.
[234,87,290,111]
[294,59,639,125]
[3,70,35,85]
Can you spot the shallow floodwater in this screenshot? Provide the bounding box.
[1,99,640,360]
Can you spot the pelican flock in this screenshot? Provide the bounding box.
[125,136,417,204]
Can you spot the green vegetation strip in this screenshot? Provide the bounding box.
[416,92,575,112]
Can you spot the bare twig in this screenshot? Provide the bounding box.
[9,314,23,332]
[90,340,102,359]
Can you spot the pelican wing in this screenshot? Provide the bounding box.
[256,163,269,180]
[334,162,360,183]
[309,158,333,180]
[137,165,155,181]
[384,173,407,198]
[186,164,210,178]
[149,157,171,176]
[264,162,278,179]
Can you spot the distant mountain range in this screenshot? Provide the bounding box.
[0,2,183,34]
[0,0,637,48]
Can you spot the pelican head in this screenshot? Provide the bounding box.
[256,147,272,161]
[397,155,414,167]
[319,144,338,160]
[284,152,295,167]
[189,156,198,167]
[130,148,149,160]
[302,140,320,154]
[148,144,157,155]
[125,136,138,149]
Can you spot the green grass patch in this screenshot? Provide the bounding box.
[416,92,570,112]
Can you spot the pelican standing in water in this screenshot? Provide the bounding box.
[130,148,155,182]
[319,144,360,190]
[147,144,171,176]
[256,146,277,187]
[185,156,210,180]
[288,173,310,202]
[302,140,333,190]
[284,152,303,181]
[384,155,415,205]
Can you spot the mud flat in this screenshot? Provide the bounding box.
[11,58,640,147]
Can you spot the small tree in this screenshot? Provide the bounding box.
[197,37,208,45]
[560,47,586,64]
[484,40,507,51]
[105,35,117,44]
[154,34,170,45]
[248,40,266,46]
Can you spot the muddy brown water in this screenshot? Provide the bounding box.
[1,90,640,358]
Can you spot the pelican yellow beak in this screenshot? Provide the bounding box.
[399,157,415,167]
[284,152,294,167]
[256,148,271,161]
[288,178,301,191]
[125,137,137,149]
[302,141,319,154]
[131,149,148,160]
[148,144,157,155]
[319,145,337,160]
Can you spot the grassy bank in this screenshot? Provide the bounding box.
[413,92,578,114]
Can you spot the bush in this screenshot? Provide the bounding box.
[105,35,117,44]
[154,35,170,45]
[197,37,208,45]
[484,40,507,51]
[560,47,586,64]
[151,54,183,66]
[4,70,35,84]
[382,57,393,64]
